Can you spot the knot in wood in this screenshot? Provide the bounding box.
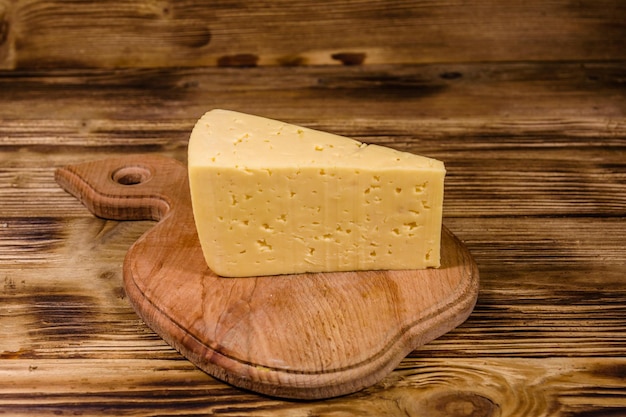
[427,391,498,417]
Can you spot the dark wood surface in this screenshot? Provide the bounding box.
[1,1,625,416]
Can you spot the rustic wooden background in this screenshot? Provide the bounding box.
[1,0,625,416]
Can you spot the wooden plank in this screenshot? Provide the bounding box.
[0,62,620,119]
[1,62,625,121]
[1,358,625,416]
[1,0,625,69]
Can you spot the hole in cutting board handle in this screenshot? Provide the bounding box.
[112,165,153,186]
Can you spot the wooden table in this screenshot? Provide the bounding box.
[1,1,625,415]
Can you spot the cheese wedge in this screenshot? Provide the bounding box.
[188,109,445,277]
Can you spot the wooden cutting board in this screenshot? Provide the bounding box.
[55,154,479,400]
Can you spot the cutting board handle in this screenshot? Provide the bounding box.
[55,155,190,223]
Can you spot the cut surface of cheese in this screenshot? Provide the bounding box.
[188,109,445,277]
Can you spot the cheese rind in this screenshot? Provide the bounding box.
[188,109,445,277]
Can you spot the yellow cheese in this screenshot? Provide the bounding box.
[188,109,445,277]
